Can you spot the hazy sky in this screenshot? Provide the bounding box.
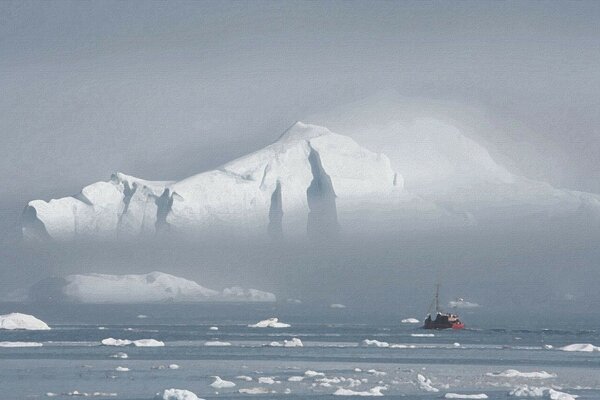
[1,1,600,309]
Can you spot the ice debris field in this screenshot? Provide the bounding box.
[0,305,599,400]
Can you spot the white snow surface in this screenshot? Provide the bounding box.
[248,318,290,328]
[0,313,50,330]
[158,389,202,400]
[58,271,274,303]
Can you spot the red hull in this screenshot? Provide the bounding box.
[452,322,465,330]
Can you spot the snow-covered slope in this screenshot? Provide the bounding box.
[22,99,600,241]
[29,271,275,303]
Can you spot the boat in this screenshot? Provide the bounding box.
[423,284,465,330]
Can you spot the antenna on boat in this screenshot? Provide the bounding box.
[435,283,440,314]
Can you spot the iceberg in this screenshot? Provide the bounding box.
[560,343,600,352]
[157,389,203,400]
[333,386,386,396]
[30,271,275,303]
[445,394,488,399]
[210,376,236,389]
[486,369,556,379]
[248,318,290,328]
[0,341,43,347]
[401,318,420,324]
[417,373,439,392]
[0,313,50,330]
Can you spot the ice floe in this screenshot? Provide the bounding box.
[411,333,435,337]
[209,326,219,331]
[445,394,488,399]
[101,338,164,347]
[361,339,389,348]
[486,369,556,379]
[333,386,386,396]
[157,388,202,400]
[417,373,439,392]
[210,376,236,389]
[548,389,578,400]
[110,352,128,359]
[269,338,303,347]
[258,376,278,384]
[560,343,600,352]
[305,370,326,378]
[115,366,130,372]
[288,376,304,382]
[239,387,271,394]
[236,375,253,381]
[0,312,50,330]
[330,303,346,309]
[509,385,546,397]
[248,318,290,328]
[0,341,43,347]
[204,340,231,346]
[401,318,420,324]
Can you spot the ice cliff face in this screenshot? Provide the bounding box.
[22,112,600,242]
[23,122,413,241]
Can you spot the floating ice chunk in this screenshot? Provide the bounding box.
[236,375,253,381]
[486,369,556,379]
[248,318,290,328]
[288,376,304,382]
[65,391,117,397]
[330,304,346,309]
[333,386,387,396]
[548,389,578,400]
[110,352,128,359]
[204,341,231,346]
[401,318,420,324]
[544,345,554,350]
[137,314,148,319]
[157,388,202,400]
[509,385,546,397]
[134,339,164,347]
[367,369,386,376]
[445,394,488,399]
[417,373,439,392]
[411,333,434,337]
[258,377,277,384]
[0,313,50,330]
[239,387,271,394]
[0,341,43,347]
[210,376,236,389]
[102,338,132,346]
[560,343,600,352]
[454,342,461,347]
[305,370,325,378]
[354,368,362,372]
[361,339,389,348]
[169,364,180,370]
[270,338,303,347]
[115,366,130,372]
[209,326,219,331]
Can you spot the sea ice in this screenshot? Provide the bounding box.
[210,376,236,389]
[330,304,346,308]
[239,387,271,394]
[548,389,578,400]
[509,385,546,397]
[411,333,434,337]
[204,341,231,346]
[445,394,488,399]
[248,318,290,328]
[101,338,164,347]
[333,386,386,396]
[560,343,600,352]
[401,318,420,323]
[0,341,43,347]
[417,373,439,392]
[209,326,219,331]
[115,366,130,372]
[0,312,50,330]
[361,339,389,348]
[288,376,304,382]
[110,352,128,359]
[269,338,303,347]
[486,369,556,379]
[258,377,277,384]
[158,388,202,400]
[305,370,325,378]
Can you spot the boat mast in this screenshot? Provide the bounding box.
[435,283,440,313]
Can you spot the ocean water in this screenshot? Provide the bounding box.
[1,302,599,400]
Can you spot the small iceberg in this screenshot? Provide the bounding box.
[401,318,420,324]
[239,387,271,394]
[333,386,386,396]
[486,369,556,379]
[361,339,389,348]
[548,389,578,400]
[269,338,303,347]
[258,377,277,384]
[157,388,202,400]
[330,303,346,309]
[560,343,600,352]
[115,366,130,372]
[101,338,164,347]
[509,385,546,397]
[417,373,439,392]
[110,352,128,359]
[0,313,50,330]
[0,341,43,347]
[248,317,290,328]
[445,394,488,399]
[304,370,325,378]
[210,376,236,389]
[209,326,219,331]
[204,341,231,346]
